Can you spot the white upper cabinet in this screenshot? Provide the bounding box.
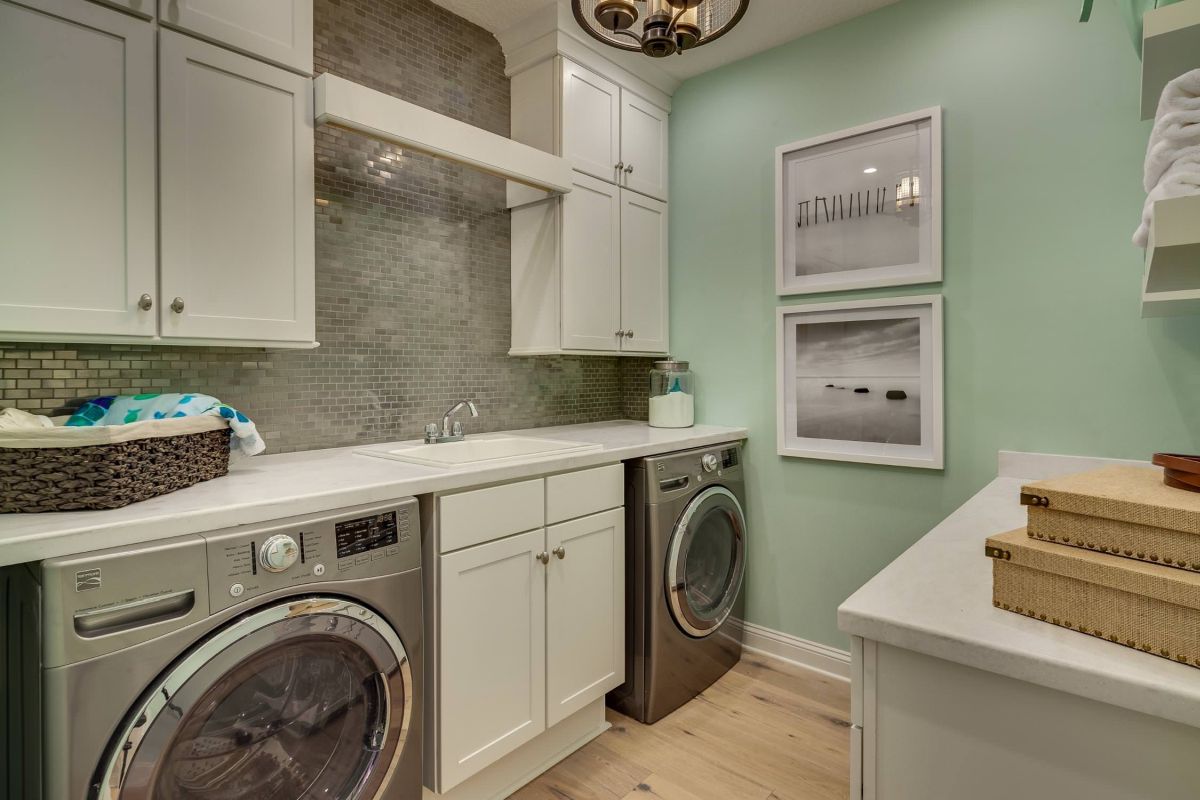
[561,59,622,184]
[545,509,625,727]
[620,192,670,354]
[158,0,313,74]
[620,91,669,201]
[437,529,547,792]
[561,173,623,351]
[158,31,315,344]
[0,0,157,339]
[90,0,156,19]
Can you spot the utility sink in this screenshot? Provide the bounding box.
[361,435,602,468]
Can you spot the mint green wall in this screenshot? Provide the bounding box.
[669,0,1200,649]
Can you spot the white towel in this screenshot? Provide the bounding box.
[0,407,55,431]
[1135,68,1200,247]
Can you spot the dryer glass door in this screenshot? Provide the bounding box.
[96,598,412,800]
[666,485,747,638]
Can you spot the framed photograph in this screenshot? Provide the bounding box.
[776,295,943,469]
[775,107,942,295]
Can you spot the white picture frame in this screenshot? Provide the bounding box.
[775,107,943,295]
[776,295,944,469]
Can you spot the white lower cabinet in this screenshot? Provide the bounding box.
[546,508,625,727]
[431,467,625,794]
[438,529,547,792]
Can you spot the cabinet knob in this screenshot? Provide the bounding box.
[170,297,185,314]
[624,330,635,338]
[553,546,566,560]
[536,551,550,565]
[624,164,634,174]
[137,294,153,311]
[615,329,626,338]
[615,161,625,172]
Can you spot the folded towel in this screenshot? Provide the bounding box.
[0,408,55,432]
[1135,68,1200,247]
[66,394,266,456]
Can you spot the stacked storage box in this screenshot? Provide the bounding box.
[986,466,1200,668]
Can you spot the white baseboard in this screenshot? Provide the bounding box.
[736,620,851,682]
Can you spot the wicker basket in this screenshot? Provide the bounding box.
[0,428,232,513]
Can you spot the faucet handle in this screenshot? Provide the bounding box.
[452,420,463,437]
[424,423,439,443]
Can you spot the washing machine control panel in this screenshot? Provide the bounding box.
[203,500,420,613]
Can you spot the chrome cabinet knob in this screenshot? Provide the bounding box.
[137,293,153,311]
[615,329,626,337]
[536,551,550,565]
[615,161,625,172]
[170,297,185,313]
[553,546,566,560]
[624,330,635,338]
[624,164,634,174]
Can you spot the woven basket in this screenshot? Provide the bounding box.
[0,428,231,513]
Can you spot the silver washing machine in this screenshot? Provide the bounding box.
[607,442,747,724]
[35,499,423,800]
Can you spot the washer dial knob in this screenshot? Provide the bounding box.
[701,453,719,473]
[260,534,300,573]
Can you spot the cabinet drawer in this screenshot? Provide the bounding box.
[546,464,623,525]
[439,479,545,553]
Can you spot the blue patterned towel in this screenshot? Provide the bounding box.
[66,394,266,456]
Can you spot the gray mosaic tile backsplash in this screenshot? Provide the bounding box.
[0,0,653,452]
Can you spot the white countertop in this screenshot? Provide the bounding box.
[838,451,1200,730]
[0,421,746,568]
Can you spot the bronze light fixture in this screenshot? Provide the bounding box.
[572,0,750,58]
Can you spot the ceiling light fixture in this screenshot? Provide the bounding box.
[863,167,878,174]
[572,0,750,59]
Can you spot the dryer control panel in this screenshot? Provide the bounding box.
[204,499,420,613]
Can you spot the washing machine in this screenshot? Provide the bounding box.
[29,499,423,800]
[607,442,747,724]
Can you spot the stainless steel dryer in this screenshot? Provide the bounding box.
[36,499,423,800]
[608,442,747,724]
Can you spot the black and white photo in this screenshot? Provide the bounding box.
[778,296,943,469]
[776,108,942,295]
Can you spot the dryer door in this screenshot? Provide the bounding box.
[665,486,747,638]
[94,598,412,800]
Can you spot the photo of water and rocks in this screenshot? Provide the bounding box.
[794,317,921,446]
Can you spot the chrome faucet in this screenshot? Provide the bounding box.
[425,399,479,444]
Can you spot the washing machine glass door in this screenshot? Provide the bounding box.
[666,485,747,638]
[95,598,412,800]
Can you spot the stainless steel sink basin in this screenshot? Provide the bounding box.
[360,435,602,468]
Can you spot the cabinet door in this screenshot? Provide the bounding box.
[546,508,624,727]
[620,90,669,201]
[159,0,313,74]
[620,191,669,354]
[438,529,547,791]
[0,0,157,339]
[561,58,621,184]
[561,173,622,352]
[159,31,315,344]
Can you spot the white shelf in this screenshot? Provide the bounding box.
[1141,195,1200,317]
[1141,0,1200,119]
[313,74,573,195]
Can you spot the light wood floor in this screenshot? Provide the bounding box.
[511,655,852,800]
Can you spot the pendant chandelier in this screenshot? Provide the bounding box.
[571,0,750,58]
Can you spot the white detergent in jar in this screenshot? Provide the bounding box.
[648,360,695,428]
[649,391,694,428]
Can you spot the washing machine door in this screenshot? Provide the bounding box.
[665,485,747,638]
[94,598,412,800]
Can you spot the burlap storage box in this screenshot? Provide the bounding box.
[1021,465,1200,573]
[0,416,231,513]
[987,528,1200,669]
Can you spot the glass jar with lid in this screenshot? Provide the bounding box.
[648,360,695,429]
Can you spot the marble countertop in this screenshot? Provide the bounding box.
[839,451,1200,730]
[0,420,746,568]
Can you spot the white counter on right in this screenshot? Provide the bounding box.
[838,451,1200,800]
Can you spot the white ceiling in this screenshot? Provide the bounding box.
[430,0,901,82]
